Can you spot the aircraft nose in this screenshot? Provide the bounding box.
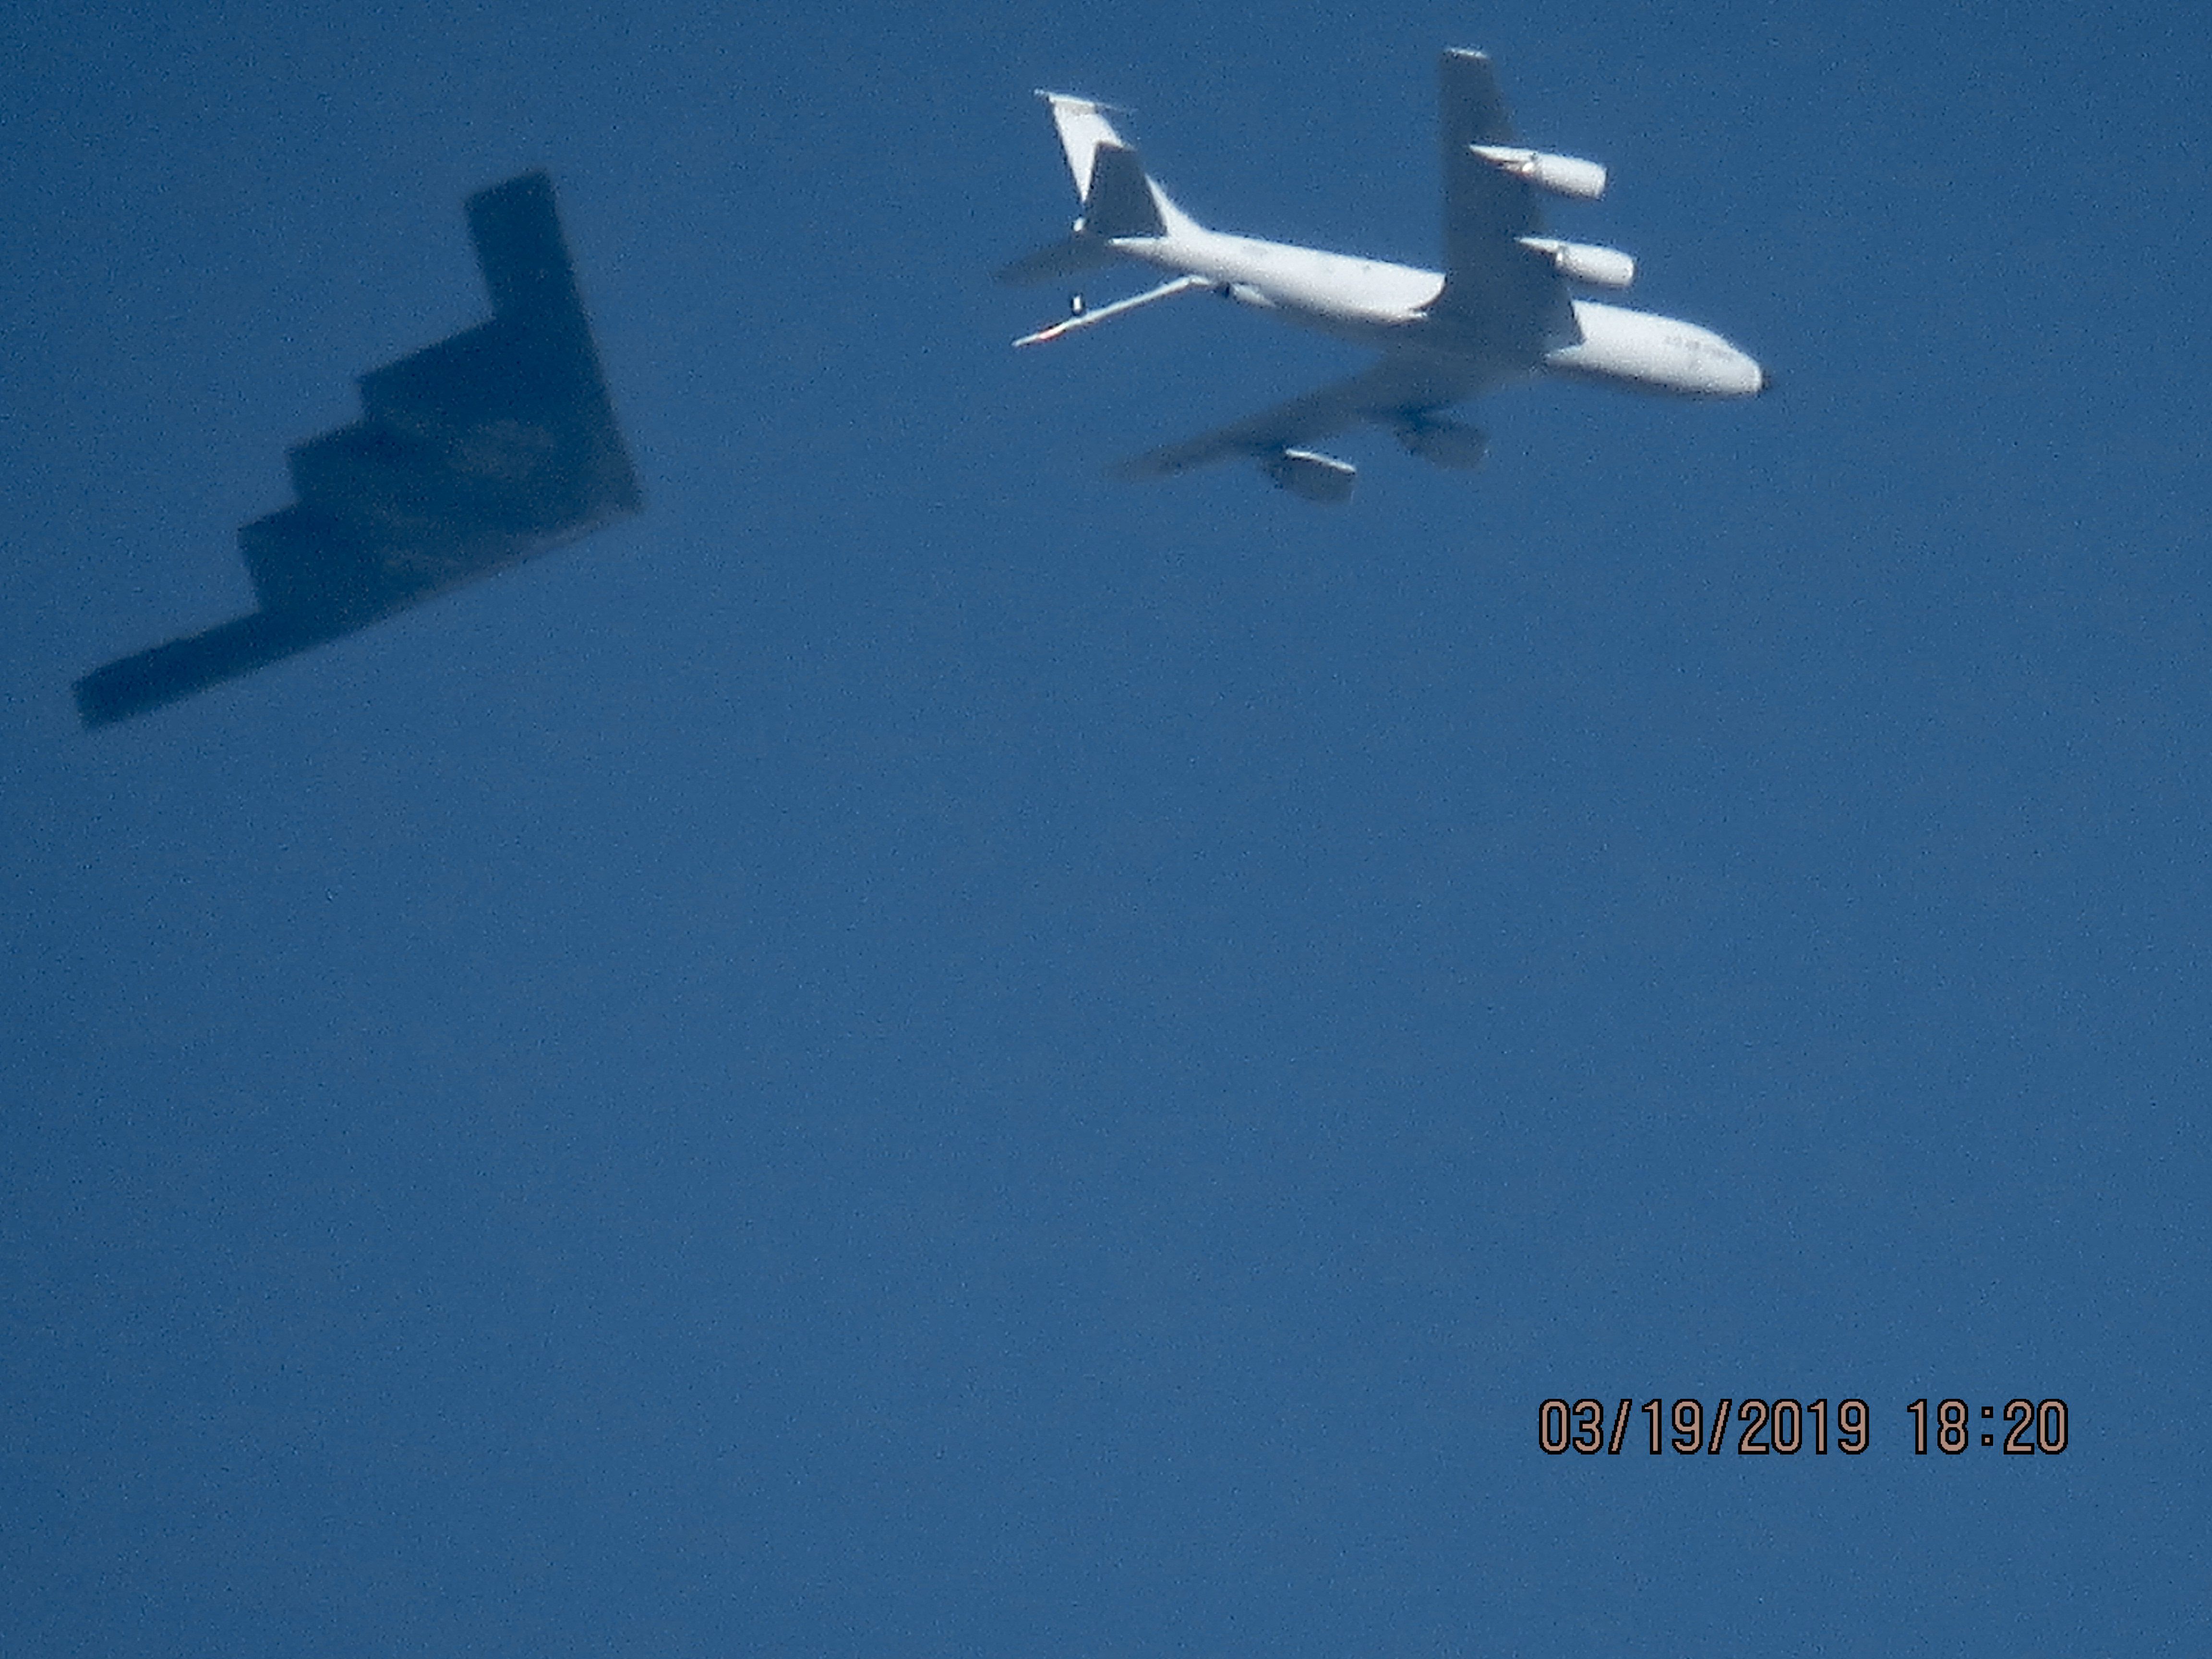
[1755,363,1773,397]
[1715,347,1767,398]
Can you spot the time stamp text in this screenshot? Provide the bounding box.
[1538,1397,2070,1456]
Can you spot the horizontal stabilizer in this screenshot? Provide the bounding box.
[1262,449,1356,504]
[1395,416,1489,469]
[995,234,1118,287]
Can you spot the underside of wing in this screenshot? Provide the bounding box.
[1114,354,1497,481]
[1433,49,1576,363]
[74,173,641,729]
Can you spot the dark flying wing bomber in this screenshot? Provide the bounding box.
[74,171,641,728]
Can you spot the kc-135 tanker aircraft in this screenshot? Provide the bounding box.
[1001,49,1767,502]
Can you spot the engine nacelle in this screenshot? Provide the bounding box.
[1262,448,1356,504]
[1469,144,1607,201]
[1517,236,1635,290]
[1395,417,1490,471]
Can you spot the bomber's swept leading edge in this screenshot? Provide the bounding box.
[1001,49,1766,502]
[75,172,640,728]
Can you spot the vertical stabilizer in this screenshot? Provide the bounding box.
[1040,94,1131,200]
[1035,92,1199,237]
[1080,144,1166,239]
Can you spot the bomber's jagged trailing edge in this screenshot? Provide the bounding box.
[1000,49,1766,503]
[73,172,640,727]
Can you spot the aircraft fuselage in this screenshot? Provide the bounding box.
[1110,227,1765,398]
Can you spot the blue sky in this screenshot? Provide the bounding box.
[4,2,2207,1654]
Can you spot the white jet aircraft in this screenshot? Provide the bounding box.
[1001,49,1767,502]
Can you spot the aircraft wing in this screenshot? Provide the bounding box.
[1114,353,1498,480]
[73,172,640,729]
[1431,49,1577,362]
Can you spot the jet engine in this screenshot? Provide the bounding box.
[1262,448,1357,504]
[1394,416,1490,470]
[1517,236,1635,290]
[1469,144,1607,201]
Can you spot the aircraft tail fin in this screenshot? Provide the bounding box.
[1035,92,1200,238]
[1082,144,1166,238]
[1039,93,1133,201]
